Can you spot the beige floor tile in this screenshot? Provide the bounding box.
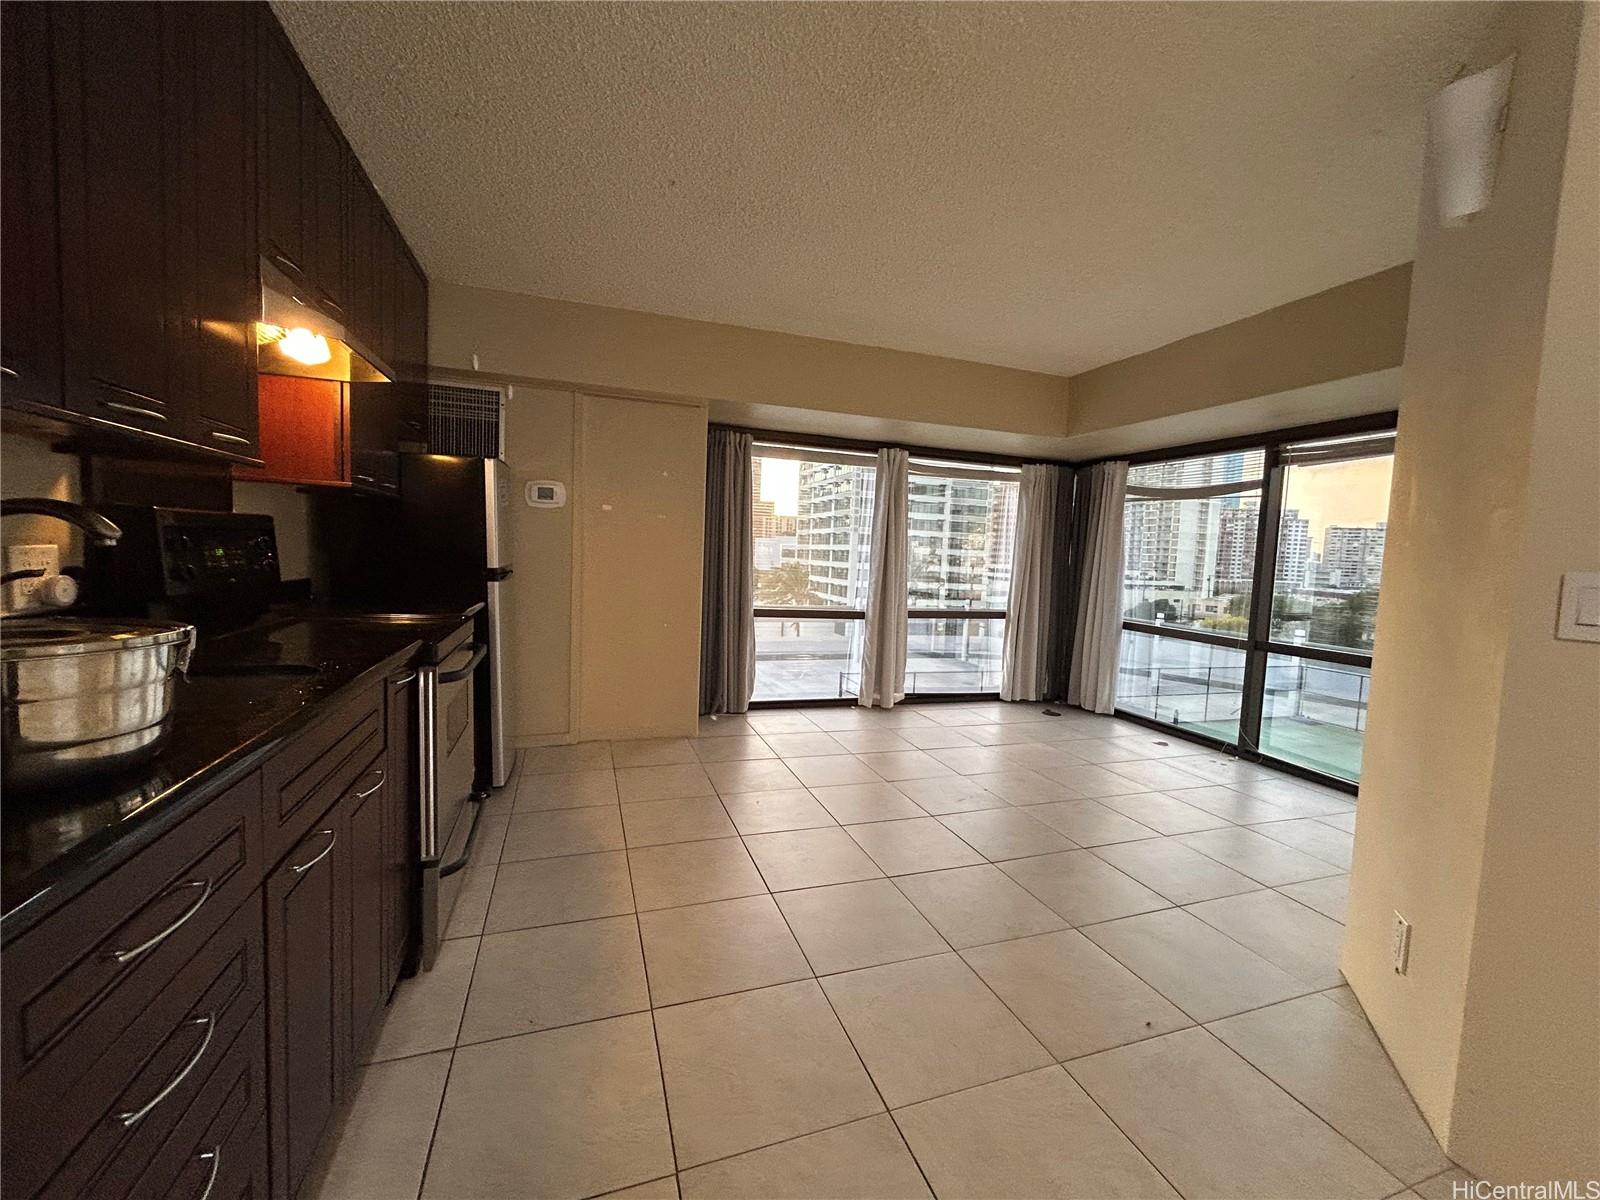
[802,708,883,732]
[598,1178,679,1199]
[678,1115,929,1200]
[855,750,956,781]
[1036,763,1151,797]
[691,735,776,762]
[627,838,767,910]
[925,745,1017,775]
[1278,873,1352,923]
[962,930,1190,1061]
[486,851,635,933]
[1210,993,1451,1184]
[1322,984,1367,1015]
[515,769,619,811]
[959,723,1040,746]
[936,807,1076,861]
[1252,818,1355,869]
[743,826,884,891]
[1172,826,1345,886]
[967,769,1084,805]
[639,894,811,1006]
[786,754,884,788]
[1413,1169,1477,1199]
[845,817,986,875]
[698,715,754,738]
[1233,778,1356,817]
[720,788,836,834]
[891,774,1007,815]
[1081,909,1313,1022]
[894,864,1066,948]
[916,706,995,727]
[822,953,1051,1106]
[762,731,849,758]
[611,738,701,769]
[1070,736,1194,764]
[745,710,823,734]
[704,757,805,794]
[1103,759,1215,793]
[445,864,495,939]
[616,763,717,803]
[811,781,928,824]
[1165,785,1300,826]
[896,725,978,750]
[1186,889,1345,988]
[305,1051,451,1200]
[366,937,477,1062]
[829,729,918,753]
[621,796,738,846]
[1164,755,1279,786]
[1097,791,1231,835]
[501,806,625,862]
[1000,849,1169,925]
[1068,1028,1399,1199]
[1027,799,1163,847]
[654,979,884,1167]
[775,879,949,975]
[459,916,649,1043]
[522,742,614,775]
[1316,810,1359,834]
[1092,838,1261,905]
[893,1066,1178,1199]
[423,1013,674,1200]
[993,742,1082,772]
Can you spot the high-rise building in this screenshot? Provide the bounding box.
[785,461,875,606]
[906,475,1014,607]
[1276,508,1312,589]
[1322,522,1387,589]
[1215,504,1258,594]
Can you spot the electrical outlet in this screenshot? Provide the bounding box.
[4,544,60,612]
[1391,911,1413,975]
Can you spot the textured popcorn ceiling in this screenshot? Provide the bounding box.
[274,1,1494,376]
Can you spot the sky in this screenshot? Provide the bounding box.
[757,457,800,516]
[1284,456,1395,553]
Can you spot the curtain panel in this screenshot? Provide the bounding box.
[1000,463,1065,701]
[859,447,909,707]
[1064,461,1129,714]
[699,429,756,714]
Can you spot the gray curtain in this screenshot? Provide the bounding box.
[1000,463,1063,701]
[700,429,756,714]
[1065,461,1129,714]
[859,447,909,708]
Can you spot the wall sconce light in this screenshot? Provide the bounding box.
[1426,56,1515,226]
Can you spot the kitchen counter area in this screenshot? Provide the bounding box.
[1,612,468,941]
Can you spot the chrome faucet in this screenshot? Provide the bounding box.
[0,498,123,545]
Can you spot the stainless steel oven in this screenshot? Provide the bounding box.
[418,620,488,969]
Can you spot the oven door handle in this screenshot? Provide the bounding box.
[437,642,487,684]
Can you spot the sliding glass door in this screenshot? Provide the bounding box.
[1115,425,1395,786]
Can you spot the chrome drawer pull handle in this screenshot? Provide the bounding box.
[195,1146,222,1200]
[272,251,300,274]
[0,365,18,378]
[291,829,337,874]
[351,769,386,799]
[106,879,213,964]
[99,397,170,423]
[208,430,252,446]
[116,1012,216,1126]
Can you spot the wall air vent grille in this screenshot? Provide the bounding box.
[427,383,503,457]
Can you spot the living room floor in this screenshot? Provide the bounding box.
[306,702,1471,1200]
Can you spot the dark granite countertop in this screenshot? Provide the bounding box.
[2,609,475,943]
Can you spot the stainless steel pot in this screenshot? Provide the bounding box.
[1,617,195,790]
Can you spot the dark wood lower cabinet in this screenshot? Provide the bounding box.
[264,815,346,1200]
[345,763,389,1065]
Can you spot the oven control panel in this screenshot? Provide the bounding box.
[93,506,281,602]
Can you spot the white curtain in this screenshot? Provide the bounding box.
[1000,463,1062,701]
[699,429,756,713]
[859,447,909,708]
[1065,461,1129,714]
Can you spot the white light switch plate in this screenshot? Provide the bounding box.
[1556,572,1600,643]
[4,544,59,612]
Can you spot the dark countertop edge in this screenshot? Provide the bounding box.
[1,636,424,945]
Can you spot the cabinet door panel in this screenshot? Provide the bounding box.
[264,817,346,1200]
[384,671,418,986]
[345,764,388,1061]
[306,101,346,318]
[257,19,305,283]
[52,1,177,430]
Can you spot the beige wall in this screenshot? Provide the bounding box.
[232,481,315,580]
[1066,265,1412,440]
[0,431,85,567]
[1345,1,1596,1182]
[431,283,1070,443]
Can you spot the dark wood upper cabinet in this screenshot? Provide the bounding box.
[257,18,307,286]
[305,100,347,318]
[1,2,63,409]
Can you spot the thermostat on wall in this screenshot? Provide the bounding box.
[525,481,567,508]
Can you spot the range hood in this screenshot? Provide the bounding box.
[257,257,391,384]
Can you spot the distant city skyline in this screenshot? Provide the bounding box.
[1285,456,1393,554]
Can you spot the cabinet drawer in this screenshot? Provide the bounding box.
[262,683,384,863]
[24,897,265,1200]
[127,1010,268,1200]
[2,775,262,1104]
